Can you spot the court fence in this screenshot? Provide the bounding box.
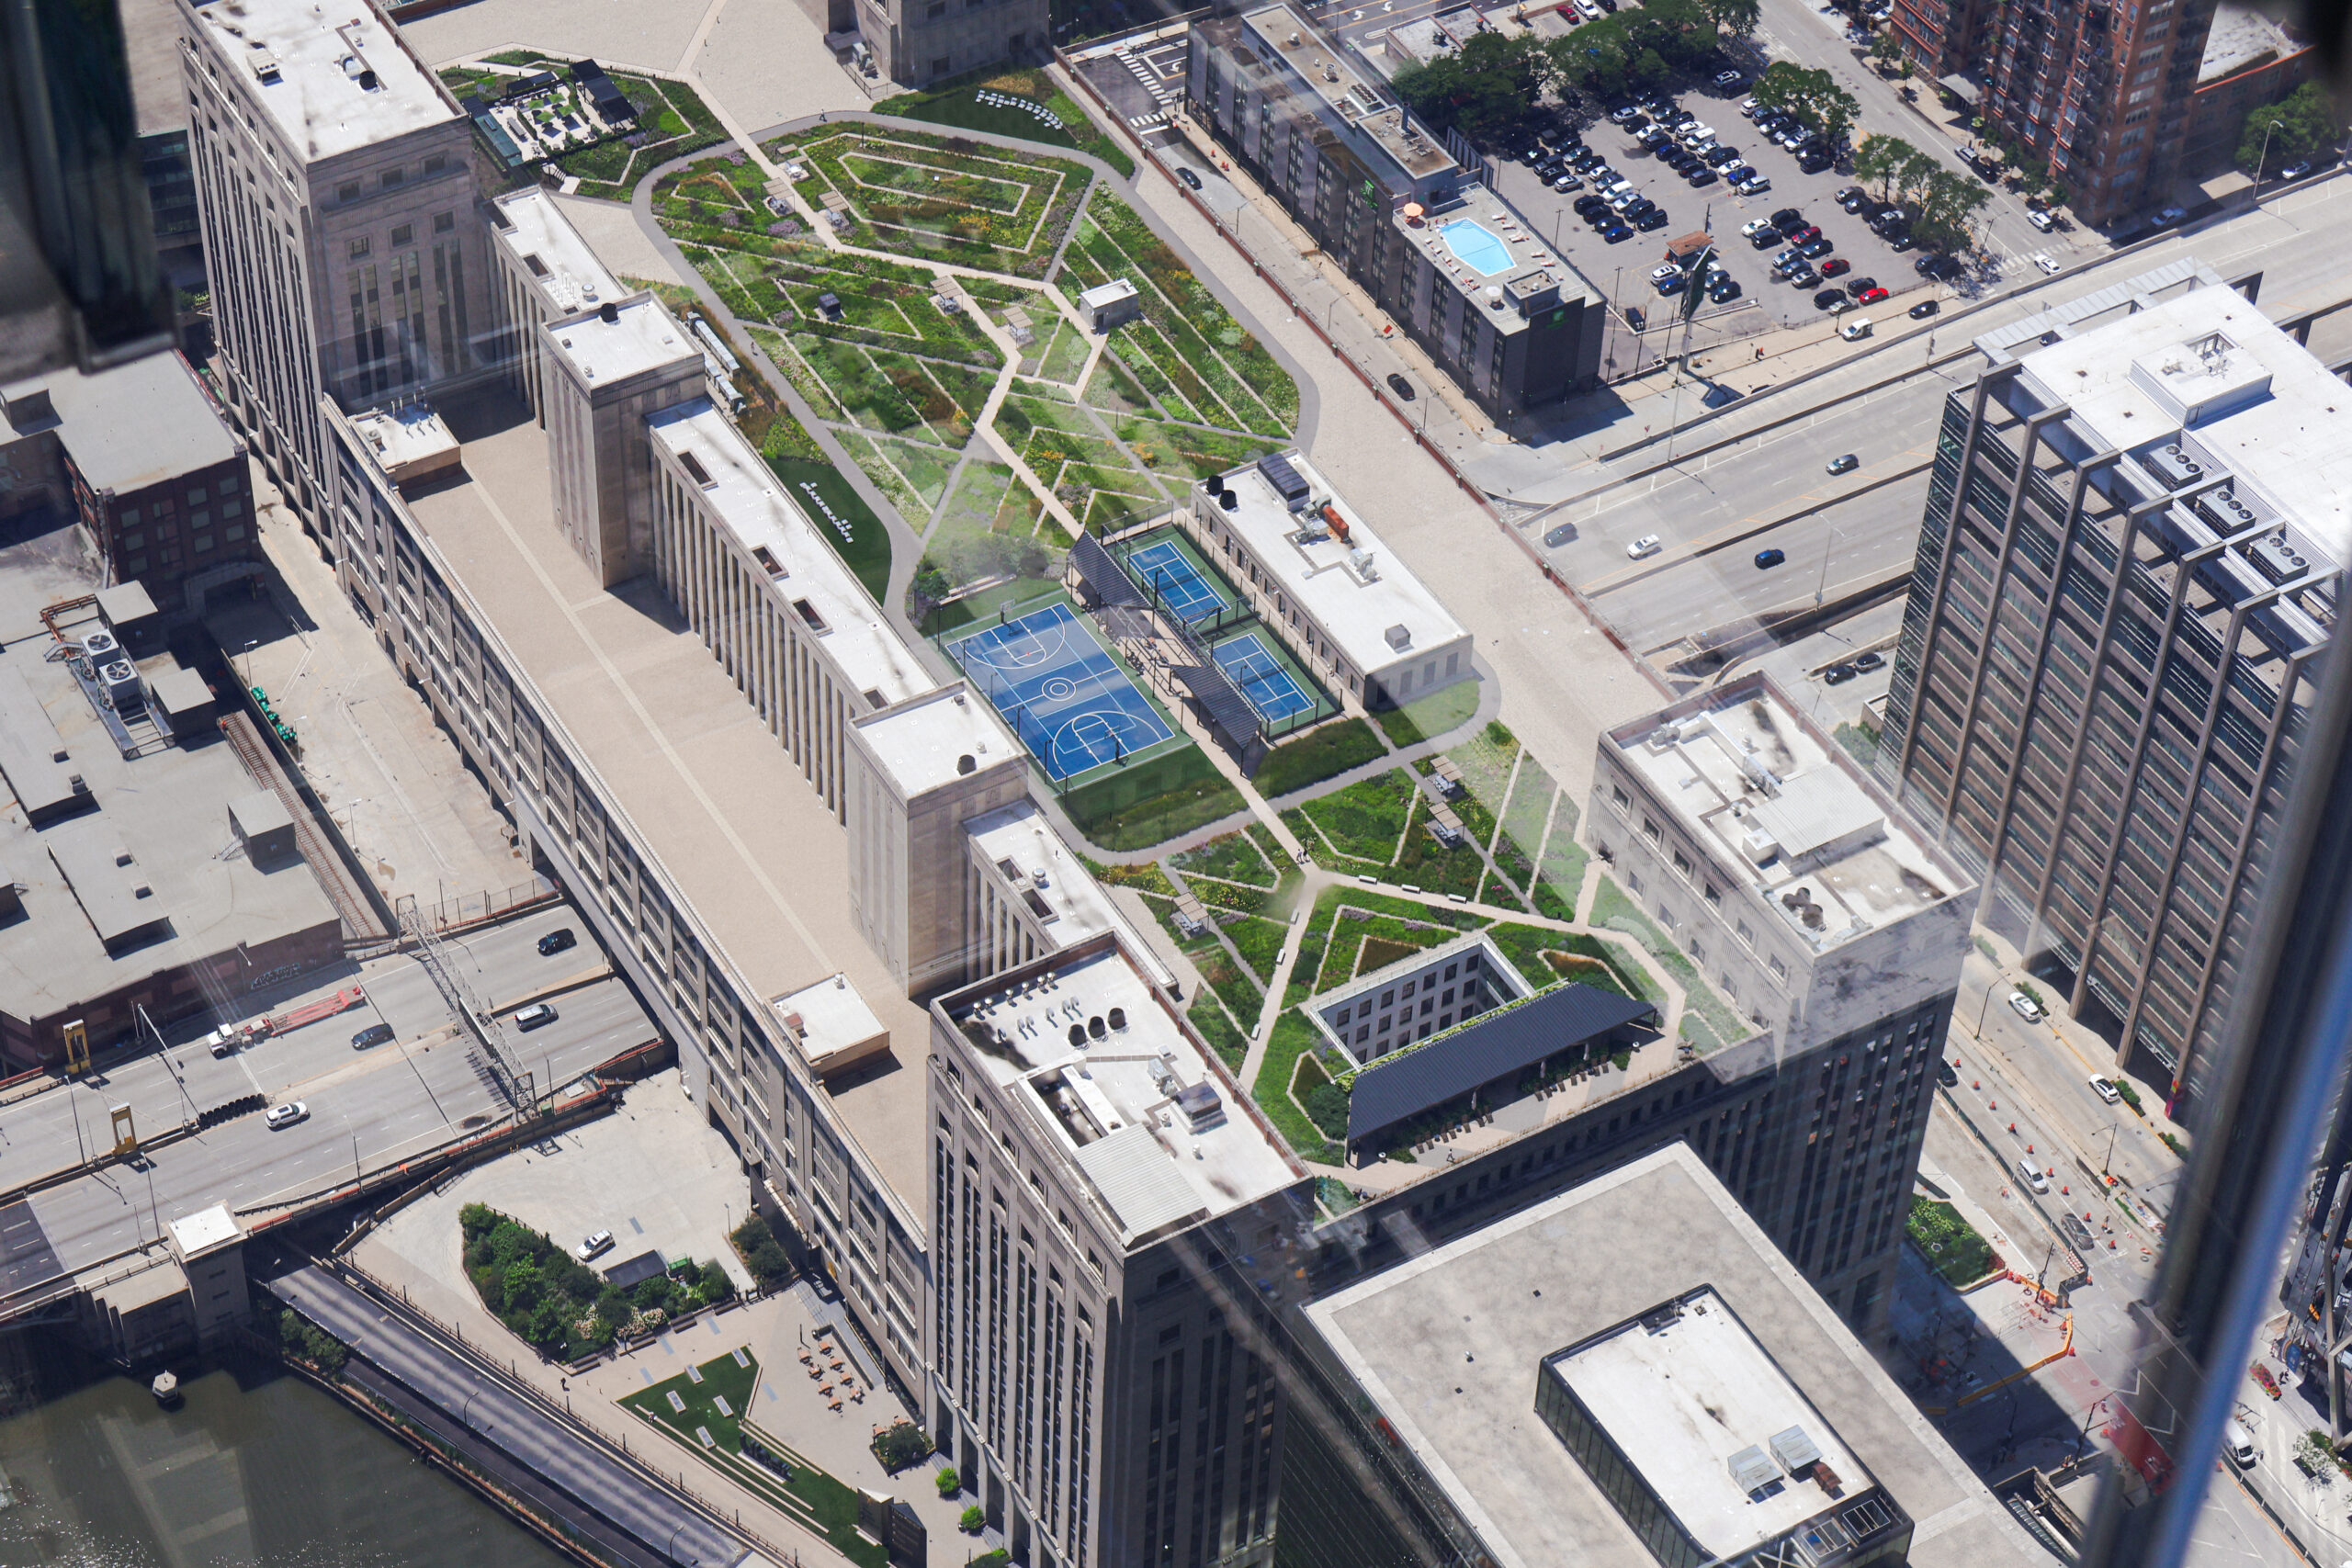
[1060,742,1222,829]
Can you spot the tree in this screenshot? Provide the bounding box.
[1747,62,1858,142]
[1391,32,1546,141]
[1870,29,1899,68]
[1852,131,1912,196]
[1696,0,1760,39]
[1544,24,1626,96]
[1913,169,1991,248]
[2239,81,2339,175]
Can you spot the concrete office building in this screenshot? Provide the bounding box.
[1588,674,1975,1059]
[1181,452,1473,712]
[1187,7,1602,418]
[927,936,1313,1568]
[541,295,706,587]
[0,351,261,606]
[824,0,1047,91]
[1305,931,1533,1066]
[179,0,490,517]
[1281,1145,2038,1568]
[121,0,205,292]
[1875,258,2340,1108]
[483,189,625,426]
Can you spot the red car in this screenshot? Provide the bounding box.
[1855,286,1889,305]
[1818,258,1851,278]
[1786,223,1822,244]
[2253,1362,2282,1399]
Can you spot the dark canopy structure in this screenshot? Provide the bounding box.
[1346,983,1658,1145]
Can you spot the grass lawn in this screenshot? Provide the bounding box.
[1071,773,1249,852]
[1908,1195,2003,1286]
[620,1348,761,1447]
[763,455,893,602]
[1194,943,1265,1027]
[1187,992,1248,1068]
[1251,1010,1340,1164]
[1169,829,1279,888]
[874,63,1136,176]
[923,459,1058,594]
[784,127,1090,278]
[838,431,956,525]
[1295,769,1419,866]
[1252,717,1385,797]
[1225,915,1290,988]
[1374,679,1482,746]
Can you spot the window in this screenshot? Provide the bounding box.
[123,532,144,550]
[424,153,447,174]
[186,486,207,503]
[127,556,147,574]
[188,510,210,530]
[120,507,140,525]
[1769,954,1788,980]
[349,237,370,259]
[337,179,361,202]
[1443,963,1458,982]
[220,475,237,494]
[1673,851,1692,878]
[1380,990,1395,1008]
[1704,884,1721,907]
[390,223,413,245]
[1642,816,1662,843]
[1401,979,1415,998]
[434,210,455,232]
[1737,921,1755,947]
[379,167,404,187]
[195,534,216,552]
[1464,953,1479,972]
[1354,1026,1369,1044]
[1336,1006,1351,1026]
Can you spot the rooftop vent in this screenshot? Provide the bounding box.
[1769,1427,1823,1474]
[1176,1081,1226,1132]
[1068,1023,1088,1048]
[1728,1445,1781,1496]
[1384,624,1411,651]
[251,50,281,82]
[1107,1006,1127,1032]
[598,300,619,324]
[957,753,977,775]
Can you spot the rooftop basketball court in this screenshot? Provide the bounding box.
[944,602,1187,784]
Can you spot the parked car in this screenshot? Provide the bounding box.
[2279,156,2320,180]
[575,1229,616,1262]
[1785,266,1819,288]
[266,1101,309,1130]
[2027,208,2056,231]
[537,926,577,955]
[1713,69,1745,88]
[1707,276,1742,302]
[2154,204,2188,226]
[1385,372,1416,400]
[1748,225,1783,249]
[1835,185,1867,209]
[1649,265,1682,285]
[1819,257,1850,278]
[1772,247,1805,271]
[1722,164,1758,186]
[1854,286,1888,304]
[1799,236,1835,258]
[1823,662,1857,683]
[1600,221,1634,242]
[2032,252,2063,275]
[1770,207,1804,229]
[2088,1075,2121,1104]
[1754,547,1786,569]
[1735,175,1770,194]
[1850,649,1883,671]
[1610,104,1643,122]
[1634,208,1671,230]
[1909,299,1939,319]
[1787,223,1823,244]
[1655,272,1687,296]
[2062,1213,2098,1252]
[1626,534,1663,558]
[2007,989,2045,1021]
[1826,453,1860,474]
[352,1022,395,1051]
[1815,290,1851,312]
[1176,166,1204,191]
[1885,231,1915,251]
[1552,172,1584,191]
[514,1002,559,1031]
[1623,305,1646,330]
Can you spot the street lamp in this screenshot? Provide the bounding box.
[1813,524,1846,606]
[2251,119,2278,209]
[2099,1122,2120,1175]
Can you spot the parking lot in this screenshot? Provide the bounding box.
[1489,83,1960,347]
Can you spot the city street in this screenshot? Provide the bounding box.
[0,905,660,1297]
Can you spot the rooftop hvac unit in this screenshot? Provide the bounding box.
[81,630,118,660]
[1728,1446,1781,1495]
[1769,1427,1823,1474]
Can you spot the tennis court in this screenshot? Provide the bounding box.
[947,603,1177,782]
[1125,537,1232,625]
[1213,631,1317,723]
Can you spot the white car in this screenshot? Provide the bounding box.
[1740,217,1776,237]
[2027,209,2056,231]
[1649,264,1682,283]
[1838,316,1874,341]
[1737,175,1772,194]
[2088,1076,2121,1104]
[2015,1157,2052,1194]
[1626,535,1663,558]
[575,1229,616,1261]
[1683,124,1717,145]
[2007,988,2045,1022]
[266,1101,308,1130]
[1739,96,1760,117]
[2031,252,2062,275]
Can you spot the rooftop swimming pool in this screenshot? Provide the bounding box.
[1438,220,1514,276]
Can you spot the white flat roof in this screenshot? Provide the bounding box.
[645,400,933,707]
[2010,283,2352,562]
[965,801,1173,986]
[1206,452,1467,677]
[347,403,458,479]
[946,943,1299,1243]
[492,189,625,315]
[853,685,1015,798]
[167,1203,243,1258]
[189,0,458,162]
[544,296,699,389]
[775,972,887,1062]
[1607,678,1963,944]
[1551,1288,1872,1557]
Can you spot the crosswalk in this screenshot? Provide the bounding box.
[1114,43,1179,131]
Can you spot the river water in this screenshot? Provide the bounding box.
[0,1343,569,1568]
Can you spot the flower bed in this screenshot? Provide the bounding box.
[786,128,1090,277]
[1169,829,1279,888]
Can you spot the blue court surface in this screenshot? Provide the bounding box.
[948,604,1176,782]
[1125,538,1231,624]
[1215,632,1315,722]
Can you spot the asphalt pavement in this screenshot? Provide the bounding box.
[0,906,660,1304]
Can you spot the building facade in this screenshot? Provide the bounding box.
[1873,259,2328,1109]
[1187,7,1600,419]
[927,937,1313,1568]
[179,0,491,517]
[831,0,1048,90]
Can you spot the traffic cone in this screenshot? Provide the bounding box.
[2028,1144,2035,1154]
[1990,1100,1998,1111]
[2009,1122,2018,1134]
[2062,1186,2070,1195]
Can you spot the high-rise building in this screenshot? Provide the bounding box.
[177,0,489,516]
[1890,0,2214,225]
[1873,258,2337,1110]
[926,934,1314,1568]
[1187,6,1604,420]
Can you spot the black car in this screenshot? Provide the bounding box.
[1823,662,1858,684]
[1634,208,1671,231]
[1797,152,1832,174]
[1799,236,1833,257]
[1686,166,1718,186]
[1544,523,1577,547]
[1707,277,1742,302]
[1748,225,1782,249]
[1887,231,1916,251]
[1624,305,1646,329]
[1754,548,1786,569]
[537,926,578,956]
[1909,299,1939,319]
[1574,194,1609,215]
[1770,207,1804,230]
[352,1022,395,1050]
[1385,373,1415,400]
[1600,222,1634,243]
[1852,650,1884,671]
[1937,1059,1960,1088]
[1813,288,1847,310]
[1844,275,1877,297]
[1176,166,1203,191]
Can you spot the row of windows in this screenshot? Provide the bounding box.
[333,153,450,205]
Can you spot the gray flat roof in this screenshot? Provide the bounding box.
[0,350,238,496]
[187,0,460,163]
[1303,1145,2039,1568]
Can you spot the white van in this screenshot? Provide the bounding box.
[1839,316,1874,341]
[2015,1156,2051,1194]
[2224,1419,2256,1468]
